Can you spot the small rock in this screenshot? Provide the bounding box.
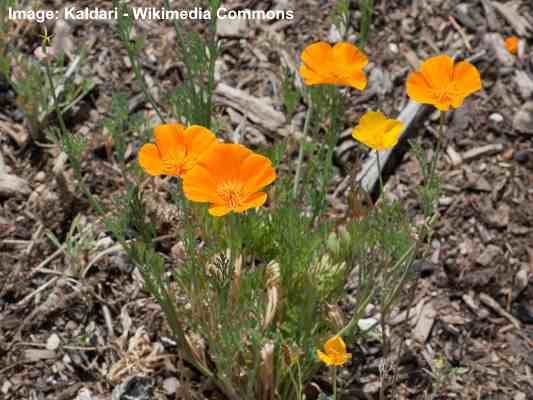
[514,392,526,400]
[389,43,399,53]
[2,381,12,395]
[513,101,533,134]
[358,318,379,332]
[487,204,510,228]
[162,377,178,395]
[514,71,533,99]
[46,333,61,351]
[112,376,155,400]
[489,113,504,123]
[216,18,248,38]
[476,245,501,267]
[363,380,380,394]
[76,388,94,400]
[0,173,31,198]
[34,171,46,182]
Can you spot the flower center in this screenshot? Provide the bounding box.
[217,181,243,209]
[432,83,462,104]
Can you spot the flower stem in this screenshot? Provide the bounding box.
[293,98,313,196]
[428,111,445,182]
[44,59,105,216]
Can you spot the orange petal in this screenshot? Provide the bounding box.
[505,36,518,54]
[154,123,186,161]
[300,42,334,76]
[450,96,465,109]
[324,336,347,355]
[317,350,333,365]
[198,143,253,183]
[333,42,368,67]
[208,205,232,217]
[234,192,268,213]
[300,65,334,86]
[182,165,221,203]
[419,55,454,90]
[138,144,164,176]
[240,153,277,195]
[342,70,368,91]
[182,125,218,171]
[452,61,481,97]
[406,71,435,105]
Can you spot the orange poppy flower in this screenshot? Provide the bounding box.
[352,111,404,150]
[406,55,481,111]
[182,143,276,217]
[317,335,352,366]
[505,36,519,54]
[299,42,368,90]
[138,123,217,177]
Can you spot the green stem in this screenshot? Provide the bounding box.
[428,112,444,183]
[128,48,166,124]
[44,59,105,215]
[293,98,313,196]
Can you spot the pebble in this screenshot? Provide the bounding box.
[489,113,504,123]
[476,245,501,267]
[34,171,46,182]
[46,333,61,351]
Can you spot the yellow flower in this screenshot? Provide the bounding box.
[138,123,217,177]
[317,336,351,366]
[505,36,519,55]
[351,111,404,150]
[406,55,481,111]
[299,42,368,90]
[182,143,277,217]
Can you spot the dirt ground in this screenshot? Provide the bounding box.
[1,0,533,399]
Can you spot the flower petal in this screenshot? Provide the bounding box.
[182,165,221,203]
[452,61,481,97]
[317,350,333,366]
[300,65,335,86]
[406,71,435,105]
[342,70,368,91]
[333,42,368,70]
[208,205,232,217]
[154,123,186,161]
[138,144,164,176]
[419,55,454,90]
[300,42,334,76]
[234,192,268,213]
[240,153,277,196]
[352,112,404,150]
[324,336,347,355]
[198,143,253,183]
[182,125,218,171]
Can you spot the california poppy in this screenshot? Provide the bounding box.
[406,55,481,111]
[505,36,519,55]
[299,42,368,90]
[138,123,217,177]
[182,143,276,217]
[317,335,352,366]
[352,111,404,150]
